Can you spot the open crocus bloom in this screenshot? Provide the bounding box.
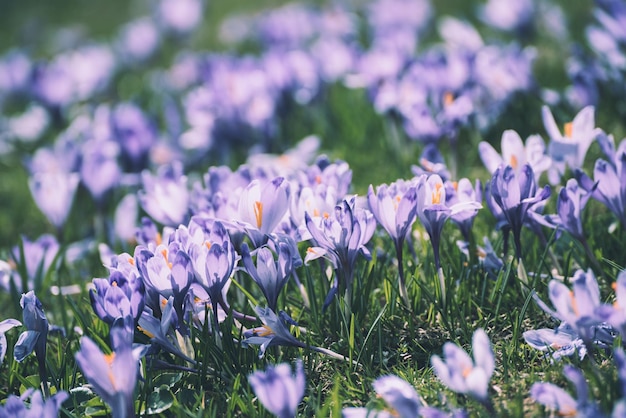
[542,105,602,184]
[431,328,495,401]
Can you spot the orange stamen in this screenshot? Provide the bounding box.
[462,366,473,378]
[431,183,443,204]
[254,201,263,228]
[443,91,454,107]
[156,232,162,246]
[128,257,135,266]
[564,122,573,138]
[510,155,518,169]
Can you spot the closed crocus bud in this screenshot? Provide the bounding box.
[14,291,48,364]
[248,360,305,418]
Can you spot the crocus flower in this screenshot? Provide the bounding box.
[248,360,305,418]
[241,242,294,312]
[10,234,59,293]
[544,178,595,242]
[14,291,48,365]
[530,365,603,417]
[523,323,587,361]
[80,138,121,203]
[542,105,602,184]
[445,178,482,241]
[28,171,80,230]
[416,174,482,270]
[532,269,612,349]
[478,130,551,182]
[139,162,190,227]
[487,164,550,259]
[304,197,376,308]
[75,323,140,418]
[0,388,68,418]
[367,180,418,304]
[90,269,145,327]
[372,375,421,418]
[243,306,305,358]
[431,328,495,403]
[111,102,156,169]
[238,177,290,247]
[0,318,21,365]
[575,138,626,230]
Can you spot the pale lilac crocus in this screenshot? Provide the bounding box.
[248,360,305,418]
[445,178,482,241]
[542,105,602,184]
[478,130,551,182]
[28,171,80,231]
[75,323,141,418]
[530,365,603,417]
[533,269,612,350]
[304,197,376,310]
[238,177,290,247]
[14,292,48,387]
[0,318,21,365]
[80,138,121,203]
[138,162,190,227]
[10,234,59,293]
[575,137,626,230]
[90,270,145,327]
[488,164,550,260]
[367,180,418,305]
[431,328,495,405]
[0,388,68,418]
[241,242,294,312]
[416,174,482,270]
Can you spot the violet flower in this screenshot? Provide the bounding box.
[367,180,418,305]
[304,197,376,310]
[75,323,141,418]
[243,306,305,358]
[0,318,21,365]
[28,171,80,231]
[416,174,482,271]
[478,130,551,182]
[431,328,495,405]
[90,266,145,327]
[542,105,602,184]
[0,388,68,418]
[248,360,305,418]
[523,323,587,361]
[530,365,602,417]
[9,234,59,293]
[14,291,48,388]
[575,138,626,230]
[445,178,482,242]
[487,164,550,260]
[138,162,190,227]
[237,177,290,247]
[372,375,421,418]
[79,138,121,203]
[241,242,294,312]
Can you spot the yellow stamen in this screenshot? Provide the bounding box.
[510,155,518,169]
[322,211,330,219]
[156,232,162,246]
[570,291,579,316]
[104,352,117,389]
[462,366,473,378]
[564,122,573,138]
[128,257,135,266]
[443,91,454,107]
[254,201,263,228]
[420,158,434,172]
[315,175,322,184]
[256,325,275,337]
[313,208,320,217]
[112,281,118,287]
[431,183,443,204]
[161,249,172,269]
[138,326,155,339]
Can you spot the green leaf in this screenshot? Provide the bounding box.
[147,388,175,415]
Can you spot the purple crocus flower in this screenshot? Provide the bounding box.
[0,318,21,365]
[138,162,190,227]
[431,328,495,403]
[575,138,626,230]
[532,269,613,350]
[416,174,482,271]
[542,105,602,184]
[487,164,550,260]
[0,388,68,418]
[90,257,145,327]
[367,180,418,305]
[478,130,551,182]
[80,138,121,203]
[304,197,375,308]
[28,171,80,230]
[237,177,290,247]
[111,102,156,169]
[523,323,587,361]
[544,178,595,242]
[75,323,141,418]
[241,242,294,312]
[530,365,603,417]
[188,220,236,324]
[14,291,48,387]
[243,306,305,358]
[445,178,482,241]
[371,375,421,417]
[248,360,305,418]
[9,234,59,293]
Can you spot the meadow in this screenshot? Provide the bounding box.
[1,0,626,416]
